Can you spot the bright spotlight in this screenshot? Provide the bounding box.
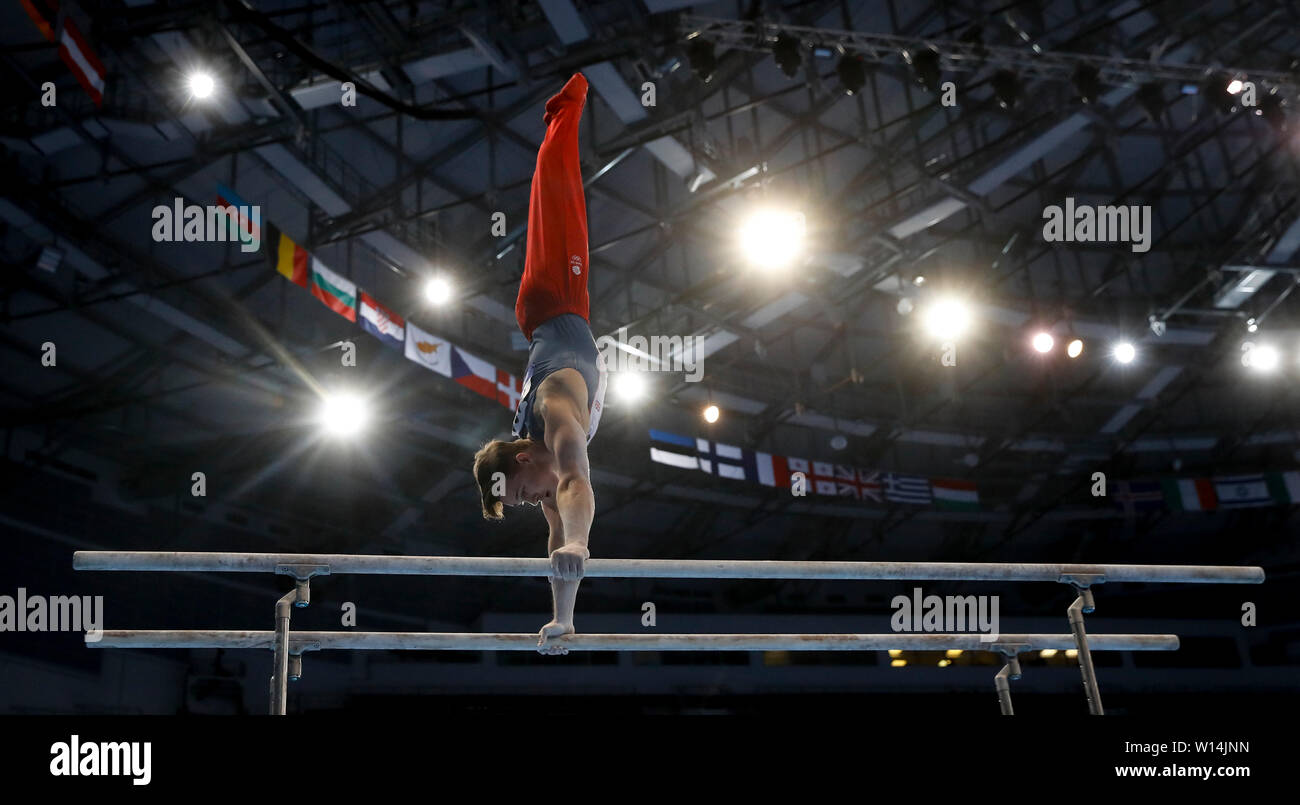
[703,404,720,423]
[424,277,453,305]
[1066,338,1084,358]
[613,372,645,402]
[738,209,805,270]
[1227,78,1244,95]
[1246,343,1280,372]
[318,391,370,438]
[1032,332,1054,353]
[1113,342,1136,364]
[922,297,971,340]
[188,71,216,99]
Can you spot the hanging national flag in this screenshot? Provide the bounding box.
[884,473,932,505]
[856,469,882,502]
[309,258,357,321]
[359,291,404,350]
[696,439,747,480]
[1266,471,1300,505]
[1213,475,1272,509]
[742,450,791,488]
[266,222,308,288]
[1112,480,1165,517]
[931,478,979,511]
[496,369,522,410]
[451,346,497,400]
[214,184,259,246]
[404,320,451,376]
[1161,478,1217,512]
[22,0,107,107]
[649,429,700,470]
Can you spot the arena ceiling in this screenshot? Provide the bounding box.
[2,0,1298,620]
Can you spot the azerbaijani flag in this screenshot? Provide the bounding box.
[266,222,308,288]
[359,291,404,350]
[1161,478,1217,512]
[215,183,259,247]
[309,258,357,321]
[931,478,979,511]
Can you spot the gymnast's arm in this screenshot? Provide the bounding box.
[540,381,594,576]
[534,384,593,652]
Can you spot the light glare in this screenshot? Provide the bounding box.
[188,71,216,99]
[1113,342,1136,364]
[738,209,806,270]
[703,404,720,423]
[319,392,369,438]
[425,277,453,305]
[923,297,972,340]
[1067,338,1084,358]
[1032,332,1054,353]
[614,372,645,402]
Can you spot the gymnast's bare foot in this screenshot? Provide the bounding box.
[537,619,574,655]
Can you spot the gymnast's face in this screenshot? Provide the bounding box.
[505,450,556,508]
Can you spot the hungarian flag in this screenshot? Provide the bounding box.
[1161,478,1216,512]
[309,258,357,321]
[266,222,308,288]
[22,0,106,107]
[932,478,979,511]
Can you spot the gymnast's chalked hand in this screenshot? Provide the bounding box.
[550,543,589,581]
[537,620,574,655]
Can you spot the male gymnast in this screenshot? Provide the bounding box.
[472,73,607,655]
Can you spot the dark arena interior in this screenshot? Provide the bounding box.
[0,0,1297,779]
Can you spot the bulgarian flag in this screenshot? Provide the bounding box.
[309,258,357,321]
[1161,478,1217,512]
[266,222,308,288]
[931,478,979,511]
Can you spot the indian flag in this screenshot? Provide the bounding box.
[309,258,357,321]
[1161,478,1217,512]
[1266,471,1300,505]
[931,478,979,511]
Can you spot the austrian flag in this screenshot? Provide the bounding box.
[22,0,107,107]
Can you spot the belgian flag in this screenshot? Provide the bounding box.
[264,221,308,288]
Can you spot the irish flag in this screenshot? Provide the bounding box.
[931,478,979,511]
[309,258,357,321]
[1161,478,1217,511]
